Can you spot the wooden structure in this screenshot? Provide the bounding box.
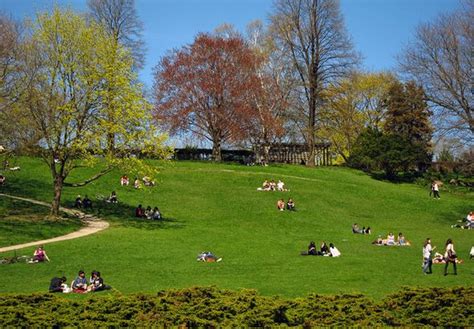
[267,143,332,166]
[174,142,332,166]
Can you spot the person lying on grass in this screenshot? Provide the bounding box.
[352,223,371,234]
[432,252,464,264]
[30,245,50,263]
[72,270,88,293]
[197,251,222,262]
[451,211,474,229]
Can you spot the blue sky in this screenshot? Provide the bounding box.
[0,0,460,89]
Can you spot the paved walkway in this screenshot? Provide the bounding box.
[0,193,109,253]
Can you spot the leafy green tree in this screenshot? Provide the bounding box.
[17,8,169,215]
[348,127,383,172]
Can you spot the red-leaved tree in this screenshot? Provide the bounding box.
[153,33,263,161]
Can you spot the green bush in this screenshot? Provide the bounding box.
[0,286,472,326]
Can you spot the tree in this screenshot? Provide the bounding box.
[153,34,261,161]
[349,81,433,178]
[17,8,168,215]
[398,1,473,143]
[269,0,358,166]
[88,0,145,69]
[384,81,433,171]
[320,72,395,162]
[244,20,289,163]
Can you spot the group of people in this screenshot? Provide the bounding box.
[372,232,410,246]
[451,211,474,229]
[121,175,155,189]
[422,238,461,275]
[305,241,341,257]
[49,270,110,293]
[257,179,288,192]
[135,204,162,220]
[277,198,295,211]
[352,223,371,234]
[74,195,93,209]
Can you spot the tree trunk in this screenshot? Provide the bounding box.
[51,175,63,216]
[212,139,222,161]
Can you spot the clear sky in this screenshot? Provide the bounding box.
[0,0,460,89]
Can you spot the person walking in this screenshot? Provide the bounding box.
[432,182,440,199]
[422,238,435,274]
[444,238,457,276]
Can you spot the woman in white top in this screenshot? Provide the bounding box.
[386,233,395,245]
[422,238,434,274]
[444,238,457,276]
[329,243,341,257]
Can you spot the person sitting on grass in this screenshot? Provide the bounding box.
[470,246,474,260]
[308,241,317,255]
[286,198,296,211]
[152,206,161,220]
[135,204,145,218]
[120,175,129,186]
[329,243,341,257]
[320,241,330,255]
[197,251,222,262]
[74,195,83,208]
[397,232,410,246]
[107,191,118,203]
[277,180,287,191]
[143,176,155,187]
[134,177,141,189]
[31,245,50,263]
[386,232,395,246]
[49,276,67,293]
[145,206,153,219]
[277,199,285,211]
[83,195,92,209]
[87,271,109,292]
[72,270,88,293]
[0,174,5,186]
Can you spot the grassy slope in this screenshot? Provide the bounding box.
[0,198,82,247]
[0,157,472,299]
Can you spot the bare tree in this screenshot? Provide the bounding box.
[269,0,358,166]
[88,0,145,69]
[399,0,473,144]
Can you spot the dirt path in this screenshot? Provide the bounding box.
[0,193,109,253]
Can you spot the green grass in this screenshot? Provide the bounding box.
[0,197,82,247]
[0,157,472,299]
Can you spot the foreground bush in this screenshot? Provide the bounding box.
[0,286,472,327]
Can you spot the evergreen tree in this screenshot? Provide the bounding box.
[383,81,433,172]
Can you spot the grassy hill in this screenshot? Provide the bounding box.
[0,157,472,299]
